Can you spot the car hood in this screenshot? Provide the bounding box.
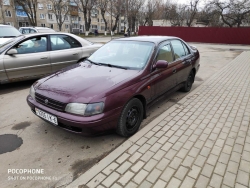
[35,63,139,103]
[0,38,12,45]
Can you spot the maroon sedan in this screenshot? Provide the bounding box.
[27,36,200,137]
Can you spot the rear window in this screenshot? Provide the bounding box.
[0,26,21,37]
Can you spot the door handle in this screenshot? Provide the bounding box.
[41,56,48,59]
[72,53,78,55]
[173,69,177,73]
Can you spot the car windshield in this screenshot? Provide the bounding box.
[0,36,24,54]
[88,41,154,70]
[0,26,21,37]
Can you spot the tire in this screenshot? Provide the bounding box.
[181,71,194,92]
[116,98,143,137]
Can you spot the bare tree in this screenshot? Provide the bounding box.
[165,3,186,26]
[97,0,109,35]
[15,0,38,26]
[196,3,222,27]
[76,0,97,35]
[108,0,123,33]
[127,0,144,32]
[143,0,162,26]
[48,0,70,31]
[184,0,200,27]
[211,0,250,27]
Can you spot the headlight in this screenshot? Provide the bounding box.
[65,102,104,116]
[29,85,35,99]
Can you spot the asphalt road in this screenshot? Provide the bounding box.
[0,37,249,188]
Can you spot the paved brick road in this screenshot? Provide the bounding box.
[67,51,250,188]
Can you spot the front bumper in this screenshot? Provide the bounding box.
[27,95,121,136]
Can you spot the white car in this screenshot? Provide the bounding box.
[0,24,21,45]
[19,27,56,34]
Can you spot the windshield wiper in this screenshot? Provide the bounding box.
[99,63,127,70]
[85,59,127,70]
[85,58,100,65]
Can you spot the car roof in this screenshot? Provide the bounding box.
[115,36,180,45]
[19,32,92,46]
[21,32,77,37]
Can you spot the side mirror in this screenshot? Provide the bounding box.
[153,60,169,69]
[7,49,18,55]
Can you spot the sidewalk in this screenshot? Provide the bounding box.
[67,51,250,188]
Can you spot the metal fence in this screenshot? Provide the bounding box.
[138,26,250,45]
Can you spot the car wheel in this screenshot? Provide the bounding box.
[117,98,143,137]
[181,71,194,92]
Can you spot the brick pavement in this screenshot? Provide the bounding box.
[67,51,250,188]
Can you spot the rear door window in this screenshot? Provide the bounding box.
[50,34,82,51]
[171,40,186,59]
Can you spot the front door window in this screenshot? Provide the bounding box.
[15,37,47,54]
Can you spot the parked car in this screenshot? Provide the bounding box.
[27,36,200,137]
[0,32,102,84]
[19,27,56,34]
[0,24,21,45]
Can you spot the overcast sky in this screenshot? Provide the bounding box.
[166,0,207,8]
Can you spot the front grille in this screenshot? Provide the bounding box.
[35,93,66,111]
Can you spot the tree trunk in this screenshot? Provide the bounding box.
[112,15,119,32]
[59,24,62,31]
[101,11,108,35]
[132,17,136,32]
[0,3,6,24]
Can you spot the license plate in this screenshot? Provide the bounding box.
[35,108,58,125]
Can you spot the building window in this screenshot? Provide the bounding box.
[38,3,43,9]
[3,0,10,5]
[48,14,53,20]
[40,14,45,19]
[65,15,68,21]
[50,24,53,29]
[5,10,11,17]
[6,22,12,25]
[78,17,81,21]
[19,22,29,27]
[41,23,46,27]
[65,24,69,29]
[47,4,52,10]
[72,23,78,28]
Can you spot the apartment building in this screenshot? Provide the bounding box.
[0,0,120,34]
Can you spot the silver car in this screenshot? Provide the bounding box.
[0,33,102,84]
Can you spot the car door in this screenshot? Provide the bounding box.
[3,35,51,81]
[170,40,193,85]
[49,34,82,72]
[150,42,176,99]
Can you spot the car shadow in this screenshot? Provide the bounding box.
[0,80,35,95]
